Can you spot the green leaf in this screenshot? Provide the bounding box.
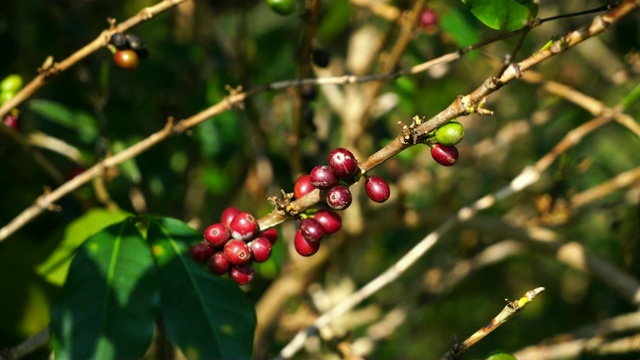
[485,351,517,360]
[147,216,256,360]
[50,218,158,359]
[29,99,99,143]
[112,140,142,184]
[441,8,482,51]
[37,208,131,286]
[461,0,538,31]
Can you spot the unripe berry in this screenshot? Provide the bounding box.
[435,122,464,146]
[364,176,391,203]
[313,209,342,234]
[189,242,214,263]
[259,227,279,244]
[328,148,359,180]
[299,218,325,242]
[294,174,315,199]
[310,165,338,189]
[0,74,23,93]
[229,263,254,285]
[248,237,273,263]
[326,185,352,210]
[224,239,252,266]
[220,206,241,229]
[267,0,295,16]
[204,223,230,248]
[208,251,230,276]
[294,229,321,257]
[113,49,139,70]
[431,143,459,166]
[229,212,259,241]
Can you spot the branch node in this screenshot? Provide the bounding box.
[225,85,245,110]
[38,188,61,212]
[398,115,425,144]
[37,56,59,78]
[269,190,295,217]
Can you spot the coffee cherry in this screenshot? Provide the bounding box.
[109,33,127,49]
[224,239,251,266]
[294,229,321,257]
[299,218,325,242]
[208,251,230,276]
[419,8,438,28]
[259,227,279,244]
[328,148,359,180]
[126,34,149,60]
[435,122,464,146]
[364,176,391,203]
[220,206,241,229]
[267,0,295,16]
[189,242,214,263]
[0,74,23,94]
[203,223,230,248]
[229,263,254,285]
[313,209,342,234]
[3,114,20,131]
[229,212,259,241]
[310,165,338,189]
[248,237,273,263]
[311,48,330,68]
[301,84,317,101]
[431,143,459,166]
[67,166,86,180]
[113,49,139,70]
[294,174,315,199]
[326,185,352,210]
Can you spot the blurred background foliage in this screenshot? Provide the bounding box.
[0,0,639,359]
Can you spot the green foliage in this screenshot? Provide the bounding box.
[485,351,517,360]
[461,0,538,31]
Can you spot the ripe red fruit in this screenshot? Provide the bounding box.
[248,237,273,263]
[113,49,139,70]
[328,148,359,180]
[299,218,325,242]
[364,176,391,203]
[220,206,241,229]
[224,239,252,266]
[229,263,254,285]
[208,252,230,276]
[313,209,342,234]
[203,223,230,248]
[3,114,19,131]
[419,8,438,28]
[294,229,321,257]
[326,185,352,210]
[431,143,459,166]
[294,174,315,199]
[259,227,279,244]
[189,242,214,263]
[310,165,338,189]
[229,212,259,241]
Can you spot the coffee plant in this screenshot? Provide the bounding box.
[1,0,639,359]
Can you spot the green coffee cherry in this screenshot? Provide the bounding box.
[0,74,23,94]
[267,0,295,16]
[435,121,464,146]
[484,352,517,360]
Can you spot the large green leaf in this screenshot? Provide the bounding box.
[441,8,482,50]
[461,0,538,31]
[28,99,99,143]
[147,216,256,360]
[50,218,158,359]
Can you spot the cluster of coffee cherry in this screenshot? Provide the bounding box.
[427,120,465,166]
[189,207,278,285]
[109,32,148,70]
[1,74,23,131]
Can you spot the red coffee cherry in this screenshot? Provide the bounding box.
[310,165,338,189]
[113,49,139,70]
[223,239,251,266]
[203,223,230,248]
[294,174,315,199]
[248,237,273,263]
[229,212,259,241]
[419,8,438,28]
[313,209,342,234]
[229,263,254,285]
[299,218,325,242]
[326,185,352,210]
[189,242,214,263]
[294,229,321,257]
[259,227,279,244]
[364,176,391,203]
[328,148,359,180]
[207,251,230,276]
[220,206,241,229]
[431,143,459,166]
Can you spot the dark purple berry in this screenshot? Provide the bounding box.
[313,209,342,234]
[208,252,230,276]
[229,263,254,285]
[294,174,315,199]
[328,148,359,180]
[249,237,273,263]
[326,185,352,210]
[204,223,230,248]
[220,206,241,229]
[419,8,438,28]
[431,143,459,166]
[189,242,214,263]
[259,227,279,244]
[299,218,325,242]
[229,212,259,241]
[310,165,338,189]
[224,239,252,266]
[294,229,321,257]
[311,48,330,68]
[109,33,127,49]
[364,176,391,203]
